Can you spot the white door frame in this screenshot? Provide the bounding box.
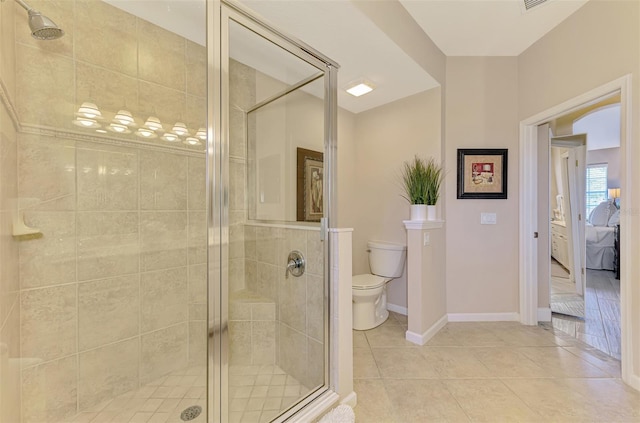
[519,74,637,389]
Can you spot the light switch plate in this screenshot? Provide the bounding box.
[423,233,430,246]
[481,213,497,225]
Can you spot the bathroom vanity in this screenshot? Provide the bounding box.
[551,220,570,270]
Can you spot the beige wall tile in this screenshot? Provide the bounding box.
[21,284,76,362]
[229,161,246,212]
[186,41,206,97]
[21,355,77,423]
[141,267,188,333]
[278,323,306,384]
[0,297,21,423]
[251,321,275,366]
[255,263,277,302]
[140,211,187,271]
[306,338,324,389]
[229,321,251,365]
[252,303,275,321]
[185,95,206,134]
[0,0,16,102]
[188,157,206,211]
[75,0,137,77]
[255,227,279,265]
[306,274,324,341]
[78,338,139,411]
[15,45,74,129]
[229,107,246,159]
[229,59,256,112]
[244,225,256,260]
[189,321,206,367]
[244,259,256,294]
[278,274,306,332]
[188,211,206,265]
[229,300,250,321]
[19,211,76,289]
[76,143,138,211]
[229,258,245,293]
[18,134,75,210]
[306,235,323,276]
[140,323,188,384]
[138,81,186,131]
[75,62,138,121]
[229,224,244,260]
[78,274,139,351]
[77,212,139,281]
[140,150,187,210]
[189,304,207,321]
[188,264,206,305]
[138,19,185,91]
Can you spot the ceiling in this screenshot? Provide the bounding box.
[106,0,590,114]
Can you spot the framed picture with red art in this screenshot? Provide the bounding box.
[457,149,508,199]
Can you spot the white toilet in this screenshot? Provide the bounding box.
[352,241,407,331]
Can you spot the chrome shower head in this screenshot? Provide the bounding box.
[27,9,64,40]
[13,0,64,40]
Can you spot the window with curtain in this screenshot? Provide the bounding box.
[586,163,608,218]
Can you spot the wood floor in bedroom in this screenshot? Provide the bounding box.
[550,259,621,359]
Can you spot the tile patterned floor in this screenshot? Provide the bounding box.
[550,259,621,359]
[353,312,639,422]
[66,365,306,423]
[67,367,207,423]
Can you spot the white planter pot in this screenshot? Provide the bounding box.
[410,204,427,221]
[427,205,437,221]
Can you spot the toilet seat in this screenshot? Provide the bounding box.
[352,274,387,290]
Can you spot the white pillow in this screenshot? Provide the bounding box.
[608,209,620,227]
[589,200,612,227]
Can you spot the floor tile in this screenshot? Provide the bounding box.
[383,379,470,422]
[371,347,438,379]
[419,347,493,379]
[352,379,396,423]
[353,347,380,379]
[444,379,542,422]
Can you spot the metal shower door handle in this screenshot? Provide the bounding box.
[285,250,305,278]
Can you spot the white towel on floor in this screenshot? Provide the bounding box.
[319,404,355,423]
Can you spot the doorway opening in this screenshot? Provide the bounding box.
[518,75,635,388]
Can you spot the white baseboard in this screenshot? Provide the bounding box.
[537,307,551,322]
[623,371,640,392]
[340,391,357,408]
[386,303,407,315]
[447,312,520,322]
[405,314,448,345]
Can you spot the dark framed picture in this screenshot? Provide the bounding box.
[457,149,508,199]
[296,148,323,222]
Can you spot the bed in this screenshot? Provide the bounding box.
[585,200,619,270]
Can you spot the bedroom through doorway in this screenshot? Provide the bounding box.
[547,94,622,360]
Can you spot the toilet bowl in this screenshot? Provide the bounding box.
[352,241,406,331]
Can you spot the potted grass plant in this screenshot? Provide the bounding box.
[400,156,444,221]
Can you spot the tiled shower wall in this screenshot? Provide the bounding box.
[2,0,208,421]
[1,0,22,421]
[228,59,324,390]
[17,135,207,421]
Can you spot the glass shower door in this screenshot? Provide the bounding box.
[221,10,332,423]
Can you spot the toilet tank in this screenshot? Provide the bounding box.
[367,241,406,278]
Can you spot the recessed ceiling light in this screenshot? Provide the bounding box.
[345,79,375,97]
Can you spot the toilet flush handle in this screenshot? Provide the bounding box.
[285,250,305,278]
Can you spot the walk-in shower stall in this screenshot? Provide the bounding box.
[0,0,339,421]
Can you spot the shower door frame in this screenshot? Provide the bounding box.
[207,1,340,422]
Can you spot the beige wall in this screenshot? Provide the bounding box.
[349,88,441,309]
[0,0,21,421]
[445,57,520,314]
[518,0,640,380]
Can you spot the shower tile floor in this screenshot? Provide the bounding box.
[67,365,307,423]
